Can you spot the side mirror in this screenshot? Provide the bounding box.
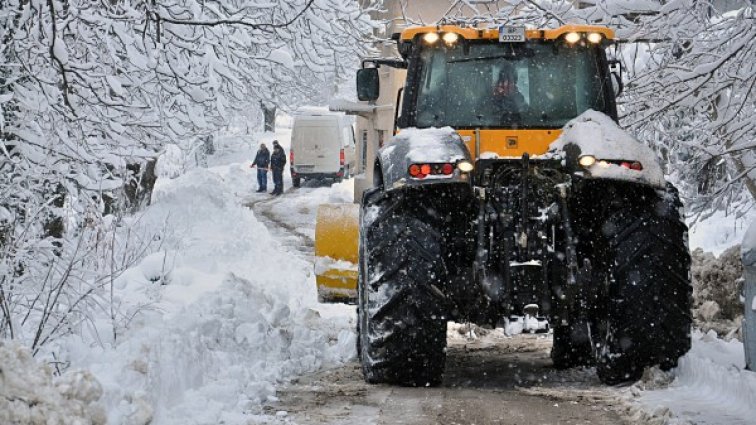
[610,72,624,97]
[608,59,623,97]
[357,68,379,102]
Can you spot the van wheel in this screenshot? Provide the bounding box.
[292,176,301,188]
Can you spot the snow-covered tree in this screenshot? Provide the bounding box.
[0,0,379,347]
[614,2,755,221]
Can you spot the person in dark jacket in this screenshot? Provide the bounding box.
[251,143,270,193]
[270,140,287,195]
[492,63,527,123]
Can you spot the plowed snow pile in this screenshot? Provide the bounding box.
[53,164,355,424]
[0,342,105,424]
[634,330,756,425]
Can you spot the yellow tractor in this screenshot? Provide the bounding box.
[315,23,692,386]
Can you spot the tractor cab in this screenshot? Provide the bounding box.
[358,25,620,158]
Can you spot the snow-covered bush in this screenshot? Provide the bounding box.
[0,213,167,353]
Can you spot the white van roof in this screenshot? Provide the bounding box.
[293,113,353,127]
[293,106,343,117]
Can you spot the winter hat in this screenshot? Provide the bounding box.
[272,140,280,146]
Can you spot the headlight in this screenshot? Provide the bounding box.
[423,32,440,45]
[587,32,603,44]
[564,32,581,44]
[442,32,459,46]
[578,155,596,167]
[457,160,474,173]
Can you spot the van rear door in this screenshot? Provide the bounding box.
[293,117,341,174]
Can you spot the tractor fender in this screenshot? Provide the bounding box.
[549,110,666,189]
[377,127,472,191]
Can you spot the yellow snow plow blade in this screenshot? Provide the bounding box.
[314,203,359,303]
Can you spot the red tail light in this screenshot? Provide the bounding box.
[408,163,455,179]
[339,149,345,165]
[619,161,643,171]
[408,164,425,179]
[290,150,294,164]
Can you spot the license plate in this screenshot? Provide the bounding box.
[297,165,314,171]
[499,25,526,43]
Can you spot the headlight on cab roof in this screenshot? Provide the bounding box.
[423,32,440,44]
[587,32,603,44]
[442,32,459,46]
[564,32,581,44]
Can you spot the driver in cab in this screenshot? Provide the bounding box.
[492,64,527,121]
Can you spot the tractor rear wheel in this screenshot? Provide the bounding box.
[596,184,692,384]
[358,189,448,386]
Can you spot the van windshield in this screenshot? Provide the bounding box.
[412,42,610,129]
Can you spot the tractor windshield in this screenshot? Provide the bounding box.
[410,41,611,129]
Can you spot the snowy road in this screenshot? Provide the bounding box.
[265,333,629,425]
[251,185,631,425]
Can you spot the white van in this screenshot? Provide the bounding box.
[290,114,356,187]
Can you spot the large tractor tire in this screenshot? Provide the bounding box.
[596,184,692,384]
[551,320,594,369]
[358,189,448,386]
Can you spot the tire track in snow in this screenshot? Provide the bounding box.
[246,189,315,262]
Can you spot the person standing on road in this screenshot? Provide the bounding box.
[270,140,287,196]
[251,142,270,193]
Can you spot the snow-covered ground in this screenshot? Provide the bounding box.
[631,331,756,425]
[5,124,754,424]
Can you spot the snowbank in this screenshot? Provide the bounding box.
[54,162,355,424]
[635,330,756,425]
[0,342,105,425]
[691,246,744,334]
